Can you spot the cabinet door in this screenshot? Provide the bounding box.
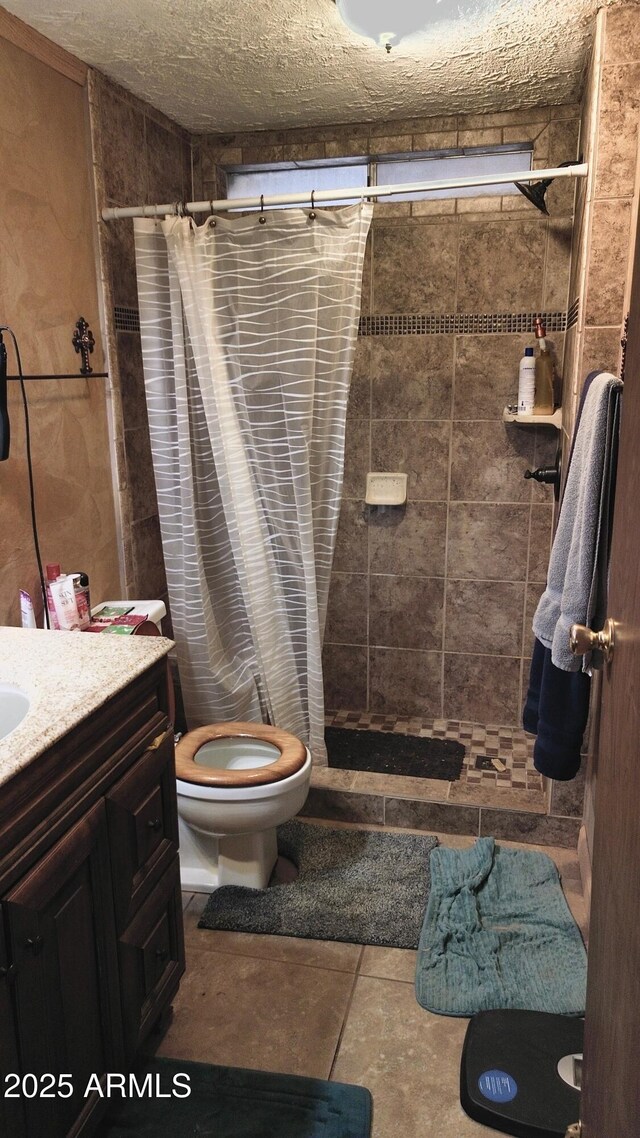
[118,858,185,1061]
[106,729,178,932]
[0,920,26,1137]
[4,800,123,1138]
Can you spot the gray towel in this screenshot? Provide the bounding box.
[533,372,623,672]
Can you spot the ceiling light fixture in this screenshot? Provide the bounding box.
[334,0,483,52]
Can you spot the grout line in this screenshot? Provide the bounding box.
[328,947,365,1081]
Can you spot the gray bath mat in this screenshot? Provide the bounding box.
[416,838,587,1016]
[198,819,438,948]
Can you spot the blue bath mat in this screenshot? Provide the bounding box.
[100,1057,372,1137]
[415,838,587,1016]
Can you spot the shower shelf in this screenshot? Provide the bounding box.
[502,406,562,429]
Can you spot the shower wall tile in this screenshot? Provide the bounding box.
[369,502,447,577]
[369,576,444,651]
[543,219,573,311]
[446,503,530,581]
[324,573,368,646]
[372,225,458,314]
[343,419,370,498]
[370,336,453,420]
[449,421,535,503]
[122,427,158,522]
[580,326,622,378]
[528,504,555,583]
[370,420,451,501]
[333,500,368,573]
[453,333,532,419]
[456,220,546,312]
[445,580,525,657]
[584,199,632,326]
[117,332,149,432]
[596,63,640,200]
[603,2,640,63]
[369,648,442,717]
[322,645,368,711]
[443,653,521,724]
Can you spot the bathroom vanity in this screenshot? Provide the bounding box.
[0,628,184,1138]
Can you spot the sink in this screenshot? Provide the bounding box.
[0,683,30,741]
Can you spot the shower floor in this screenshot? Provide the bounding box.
[300,710,582,848]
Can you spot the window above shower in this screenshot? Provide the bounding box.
[224,143,533,208]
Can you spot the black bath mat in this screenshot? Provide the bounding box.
[99,1056,372,1138]
[325,726,465,781]
[199,818,438,948]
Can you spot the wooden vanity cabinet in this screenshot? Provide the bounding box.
[0,658,185,1138]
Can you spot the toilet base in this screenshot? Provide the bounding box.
[178,817,278,892]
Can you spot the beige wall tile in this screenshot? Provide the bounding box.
[369,647,442,716]
[446,503,530,581]
[444,652,521,723]
[595,63,640,199]
[373,225,458,312]
[450,420,536,503]
[445,580,525,656]
[369,576,445,651]
[584,198,632,326]
[603,3,640,64]
[458,127,502,148]
[412,130,458,151]
[457,220,546,312]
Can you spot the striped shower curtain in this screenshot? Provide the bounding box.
[133,204,372,761]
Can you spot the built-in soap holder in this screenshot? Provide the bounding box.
[365,472,408,506]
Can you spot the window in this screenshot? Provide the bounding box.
[225,144,533,208]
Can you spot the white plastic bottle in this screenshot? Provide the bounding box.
[518,347,536,415]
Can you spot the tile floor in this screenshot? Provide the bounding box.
[158,822,588,1138]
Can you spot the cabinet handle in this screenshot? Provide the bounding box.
[147,818,163,833]
[155,947,168,963]
[25,936,44,955]
[0,963,17,982]
[148,733,167,751]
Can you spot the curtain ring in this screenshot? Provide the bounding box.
[259,194,267,224]
[208,200,216,226]
[174,201,182,217]
[309,190,317,221]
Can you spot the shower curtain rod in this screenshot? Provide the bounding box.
[101,162,588,221]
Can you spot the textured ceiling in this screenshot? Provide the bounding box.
[4,0,605,133]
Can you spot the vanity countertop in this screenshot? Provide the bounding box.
[0,626,174,788]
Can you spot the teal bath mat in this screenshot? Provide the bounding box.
[99,1057,372,1137]
[416,838,587,1017]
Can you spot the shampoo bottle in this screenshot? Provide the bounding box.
[49,574,82,631]
[45,562,61,630]
[518,347,535,415]
[533,318,555,415]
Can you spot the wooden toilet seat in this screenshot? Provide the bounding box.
[175,721,307,787]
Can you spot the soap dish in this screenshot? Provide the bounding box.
[365,472,408,506]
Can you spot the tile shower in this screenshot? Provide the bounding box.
[97,94,588,845]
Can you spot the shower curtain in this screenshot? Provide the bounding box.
[133,203,372,761]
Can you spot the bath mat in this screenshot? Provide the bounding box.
[415,837,587,1016]
[99,1057,372,1137]
[198,819,438,947]
[325,726,465,781]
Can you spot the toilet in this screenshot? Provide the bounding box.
[98,600,312,892]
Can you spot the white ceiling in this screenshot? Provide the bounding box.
[4,0,605,133]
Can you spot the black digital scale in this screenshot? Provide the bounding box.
[460,1010,583,1137]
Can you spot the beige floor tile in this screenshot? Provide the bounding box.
[351,771,450,801]
[359,946,417,984]
[158,946,356,1079]
[183,893,363,972]
[332,976,492,1137]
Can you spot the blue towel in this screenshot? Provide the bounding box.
[524,370,622,779]
[415,839,587,1017]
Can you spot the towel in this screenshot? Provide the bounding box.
[524,370,622,779]
[533,372,623,672]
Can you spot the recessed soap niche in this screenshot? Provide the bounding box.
[365,472,408,506]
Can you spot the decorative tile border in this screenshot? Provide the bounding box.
[325,708,541,792]
[115,306,574,339]
[114,305,141,333]
[358,311,568,336]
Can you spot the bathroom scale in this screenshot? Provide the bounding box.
[460,1009,583,1138]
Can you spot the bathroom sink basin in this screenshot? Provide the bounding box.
[0,683,30,741]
